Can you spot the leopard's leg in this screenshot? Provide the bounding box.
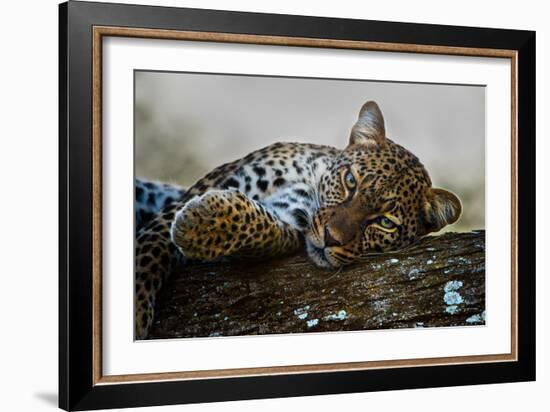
[134,203,183,339]
[171,189,303,261]
[136,189,302,339]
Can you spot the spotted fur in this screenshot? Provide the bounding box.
[135,179,185,231]
[135,100,462,339]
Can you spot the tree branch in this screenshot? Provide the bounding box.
[149,231,485,339]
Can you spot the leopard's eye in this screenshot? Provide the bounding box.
[372,213,400,233]
[379,216,395,229]
[344,170,356,189]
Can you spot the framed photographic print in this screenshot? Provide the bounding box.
[59,1,535,410]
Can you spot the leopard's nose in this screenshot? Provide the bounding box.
[324,226,342,247]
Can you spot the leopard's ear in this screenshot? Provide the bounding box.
[420,188,462,235]
[349,101,386,147]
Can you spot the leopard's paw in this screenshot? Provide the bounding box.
[171,189,263,260]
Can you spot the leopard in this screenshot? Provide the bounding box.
[134,100,462,339]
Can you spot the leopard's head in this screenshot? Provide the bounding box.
[306,101,462,268]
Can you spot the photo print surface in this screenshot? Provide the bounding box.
[134,71,485,340]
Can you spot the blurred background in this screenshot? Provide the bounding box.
[135,71,485,232]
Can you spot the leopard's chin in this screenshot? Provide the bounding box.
[305,240,342,269]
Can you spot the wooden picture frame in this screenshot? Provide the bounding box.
[59,1,535,410]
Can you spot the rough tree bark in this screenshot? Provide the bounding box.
[149,231,485,339]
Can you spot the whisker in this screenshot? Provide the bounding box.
[323,265,344,283]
